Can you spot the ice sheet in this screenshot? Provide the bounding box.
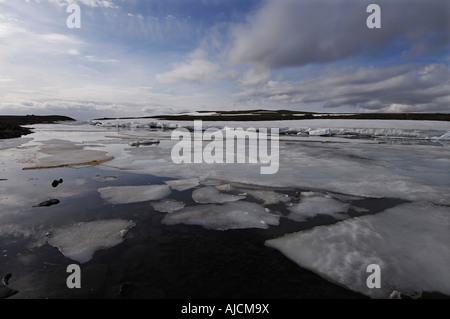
[192,186,246,204]
[47,219,135,264]
[162,201,280,230]
[98,184,171,204]
[100,121,450,204]
[265,202,450,298]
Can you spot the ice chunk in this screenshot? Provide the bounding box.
[287,196,350,222]
[152,199,185,213]
[192,187,246,204]
[244,189,290,205]
[47,219,135,264]
[308,128,333,136]
[23,139,113,170]
[266,203,450,298]
[162,201,280,230]
[98,185,171,204]
[164,178,200,191]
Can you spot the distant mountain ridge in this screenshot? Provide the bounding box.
[96,109,450,122]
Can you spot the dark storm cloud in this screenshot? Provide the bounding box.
[235,63,450,113]
[229,0,449,68]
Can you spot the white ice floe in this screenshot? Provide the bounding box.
[23,139,113,170]
[243,189,290,205]
[287,195,351,222]
[151,199,185,213]
[98,184,171,204]
[266,202,450,298]
[162,201,280,230]
[192,187,246,204]
[164,178,200,191]
[47,219,135,264]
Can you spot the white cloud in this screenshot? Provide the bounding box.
[156,57,235,84]
[238,68,272,87]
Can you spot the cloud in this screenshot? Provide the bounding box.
[156,49,236,84]
[229,0,450,69]
[238,68,272,87]
[235,63,450,113]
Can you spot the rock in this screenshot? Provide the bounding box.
[51,179,63,187]
[33,199,60,207]
[129,140,160,147]
[389,290,422,299]
[2,273,12,286]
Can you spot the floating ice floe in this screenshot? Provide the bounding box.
[23,139,113,170]
[47,219,135,264]
[164,178,200,191]
[287,195,350,222]
[265,202,450,298]
[98,184,171,204]
[152,199,185,213]
[162,201,280,230]
[243,189,290,205]
[192,187,246,204]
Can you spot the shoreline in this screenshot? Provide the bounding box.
[0,115,75,140]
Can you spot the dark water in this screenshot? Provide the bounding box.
[0,165,440,299]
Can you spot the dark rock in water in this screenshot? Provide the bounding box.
[33,199,60,207]
[0,286,18,299]
[51,179,63,187]
[129,140,160,147]
[2,273,12,286]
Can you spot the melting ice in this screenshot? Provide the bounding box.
[192,186,246,204]
[162,201,280,230]
[47,219,135,264]
[266,202,450,298]
[98,184,171,204]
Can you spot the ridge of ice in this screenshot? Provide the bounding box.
[162,201,280,230]
[98,184,171,204]
[47,219,135,264]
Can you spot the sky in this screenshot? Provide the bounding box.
[0,0,449,120]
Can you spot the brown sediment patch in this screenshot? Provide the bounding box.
[21,139,114,170]
[23,157,114,170]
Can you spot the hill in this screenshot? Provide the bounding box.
[0,115,75,139]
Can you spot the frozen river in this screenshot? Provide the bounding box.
[1,118,449,299]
